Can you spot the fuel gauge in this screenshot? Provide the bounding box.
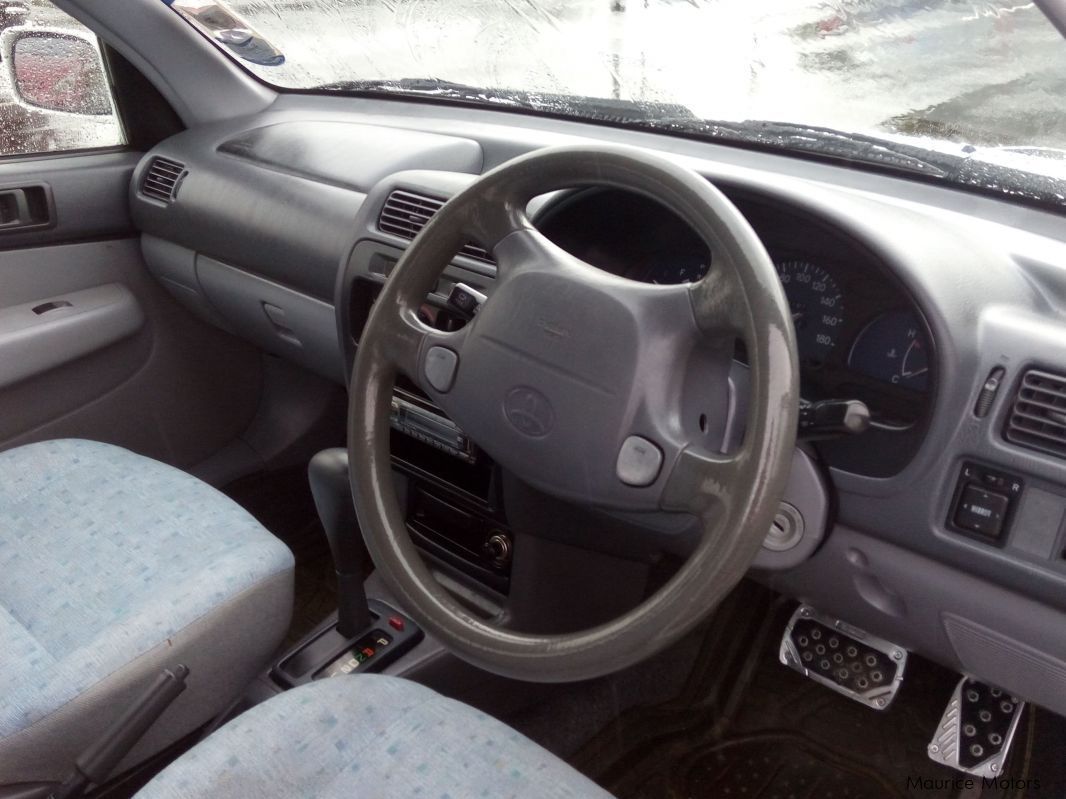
[642,253,710,285]
[847,310,930,392]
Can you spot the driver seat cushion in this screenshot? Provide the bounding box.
[0,439,295,784]
[136,674,614,799]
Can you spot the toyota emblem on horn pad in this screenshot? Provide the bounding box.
[504,386,554,438]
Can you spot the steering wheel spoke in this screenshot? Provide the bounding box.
[661,445,749,516]
[690,261,750,339]
[378,307,473,398]
[374,309,430,383]
[492,225,591,281]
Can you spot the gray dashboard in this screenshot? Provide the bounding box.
[129,99,1066,714]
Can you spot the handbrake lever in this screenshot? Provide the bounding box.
[50,665,189,799]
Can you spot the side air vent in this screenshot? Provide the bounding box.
[378,189,495,266]
[1005,369,1066,459]
[141,157,187,203]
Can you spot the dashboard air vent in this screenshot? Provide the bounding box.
[141,157,186,203]
[378,189,495,266]
[1005,369,1066,459]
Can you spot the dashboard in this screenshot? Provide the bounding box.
[128,109,1066,719]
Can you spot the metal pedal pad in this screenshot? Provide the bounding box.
[927,677,1024,778]
[780,605,907,710]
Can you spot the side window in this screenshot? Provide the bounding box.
[0,0,124,157]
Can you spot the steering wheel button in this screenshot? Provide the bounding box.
[424,346,459,393]
[616,435,663,487]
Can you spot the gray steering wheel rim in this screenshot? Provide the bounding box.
[349,144,798,683]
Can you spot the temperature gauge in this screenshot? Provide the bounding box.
[848,310,930,391]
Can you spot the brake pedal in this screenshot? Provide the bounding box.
[927,677,1024,778]
[779,605,907,710]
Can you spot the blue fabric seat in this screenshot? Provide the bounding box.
[137,674,614,798]
[0,439,294,785]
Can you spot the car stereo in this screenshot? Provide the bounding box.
[389,389,476,463]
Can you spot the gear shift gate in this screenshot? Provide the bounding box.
[272,599,422,687]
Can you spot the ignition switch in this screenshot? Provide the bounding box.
[484,532,513,569]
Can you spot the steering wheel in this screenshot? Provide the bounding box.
[348,145,798,683]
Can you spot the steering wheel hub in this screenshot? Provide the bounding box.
[503,386,554,438]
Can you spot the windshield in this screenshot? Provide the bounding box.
[172,0,1066,203]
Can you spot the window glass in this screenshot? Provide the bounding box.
[0,0,125,156]
[170,0,1066,206]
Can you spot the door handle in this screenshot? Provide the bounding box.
[0,185,53,232]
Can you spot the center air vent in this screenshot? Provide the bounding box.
[1005,368,1066,459]
[141,157,186,203]
[378,189,494,266]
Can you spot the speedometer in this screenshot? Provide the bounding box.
[776,260,845,362]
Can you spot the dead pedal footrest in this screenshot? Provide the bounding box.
[779,605,907,710]
[927,677,1024,778]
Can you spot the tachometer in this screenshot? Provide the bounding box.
[847,310,930,392]
[776,260,845,362]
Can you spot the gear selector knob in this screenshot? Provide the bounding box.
[308,448,371,637]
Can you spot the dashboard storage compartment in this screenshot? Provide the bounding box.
[196,255,343,383]
[142,235,233,331]
[407,485,512,594]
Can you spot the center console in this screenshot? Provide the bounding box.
[344,238,514,596]
[389,407,514,594]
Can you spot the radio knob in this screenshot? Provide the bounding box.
[484,532,513,569]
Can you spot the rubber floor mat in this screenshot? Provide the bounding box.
[572,582,1057,799]
[676,734,911,798]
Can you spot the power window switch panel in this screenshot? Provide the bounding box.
[954,485,1010,539]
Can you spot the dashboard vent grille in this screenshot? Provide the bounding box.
[378,190,495,266]
[1005,369,1066,459]
[141,157,186,203]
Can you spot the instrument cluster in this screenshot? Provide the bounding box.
[536,187,934,435]
[769,249,930,427]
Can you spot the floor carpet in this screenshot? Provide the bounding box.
[224,466,340,646]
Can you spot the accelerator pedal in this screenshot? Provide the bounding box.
[780,605,907,710]
[927,677,1025,778]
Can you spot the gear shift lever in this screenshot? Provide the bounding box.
[272,449,422,688]
[308,448,371,637]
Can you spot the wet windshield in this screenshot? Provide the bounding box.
[172,0,1066,204]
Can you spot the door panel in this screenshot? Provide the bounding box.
[0,155,263,469]
[0,282,144,389]
[0,152,136,248]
